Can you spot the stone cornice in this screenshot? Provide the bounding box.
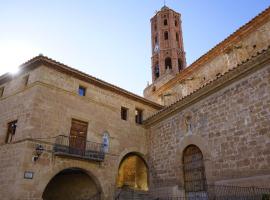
[0,56,163,110]
[151,6,270,96]
[144,46,270,127]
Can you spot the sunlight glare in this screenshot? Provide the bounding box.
[0,40,37,76]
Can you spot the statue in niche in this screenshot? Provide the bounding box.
[185,115,192,134]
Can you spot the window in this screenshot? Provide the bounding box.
[23,75,29,87]
[178,58,183,72]
[164,31,169,40]
[0,87,4,97]
[135,108,143,124]
[121,107,128,120]
[5,120,17,143]
[164,19,168,26]
[165,57,172,69]
[155,35,158,44]
[154,62,159,78]
[175,20,178,26]
[78,86,86,96]
[176,32,179,42]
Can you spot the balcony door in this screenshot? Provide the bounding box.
[69,119,88,156]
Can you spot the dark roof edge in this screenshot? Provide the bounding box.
[0,55,163,110]
[143,45,270,126]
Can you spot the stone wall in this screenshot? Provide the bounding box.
[0,64,160,200]
[145,9,270,106]
[147,63,270,193]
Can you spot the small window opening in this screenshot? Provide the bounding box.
[178,58,183,72]
[155,35,158,44]
[154,24,157,31]
[165,57,172,70]
[164,31,169,40]
[135,109,143,124]
[23,75,29,87]
[175,20,178,26]
[154,63,160,78]
[121,107,128,121]
[5,120,18,143]
[78,86,86,96]
[176,32,179,42]
[164,19,168,26]
[0,87,4,97]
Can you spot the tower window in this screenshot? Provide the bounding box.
[23,75,29,87]
[78,86,86,96]
[155,35,158,44]
[164,31,169,40]
[154,63,160,78]
[178,58,183,72]
[135,108,143,124]
[154,24,157,31]
[0,87,4,97]
[175,20,178,26]
[165,57,172,70]
[176,32,179,42]
[5,120,18,143]
[164,19,168,26]
[121,107,128,121]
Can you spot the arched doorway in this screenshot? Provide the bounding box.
[183,145,207,198]
[117,153,148,191]
[42,168,100,200]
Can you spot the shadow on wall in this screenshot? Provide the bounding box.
[42,168,99,200]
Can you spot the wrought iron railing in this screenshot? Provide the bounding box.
[53,135,105,161]
[115,185,270,200]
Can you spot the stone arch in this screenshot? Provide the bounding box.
[42,167,102,200]
[175,134,213,187]
[116,151,149,191]
[36,163,105,200]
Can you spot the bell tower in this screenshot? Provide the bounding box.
[151,6,186,82]
[144,5,186,104]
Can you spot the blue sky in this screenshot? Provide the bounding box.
[0,0,269,95]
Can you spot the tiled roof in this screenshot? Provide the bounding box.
[0,55,164,110]
[152,6,270,95]
[144,45,270,124]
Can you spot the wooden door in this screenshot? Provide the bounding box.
[69,119,88,156]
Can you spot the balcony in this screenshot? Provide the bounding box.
[53,135,105,162]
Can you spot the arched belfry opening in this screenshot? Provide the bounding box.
[117,153,148,191]
[183,145,207,198]
[42,168,101,200]
[165,57,172,70]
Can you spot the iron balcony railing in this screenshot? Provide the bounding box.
[53,135,105,162]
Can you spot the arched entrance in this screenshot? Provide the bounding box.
[42,168,100,200]
[116,153,148,191]
[183,145,207,198]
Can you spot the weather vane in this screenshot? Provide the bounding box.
[164,0,166,6]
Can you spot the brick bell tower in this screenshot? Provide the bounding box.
[151,5,186,82]
[144,6,186,104]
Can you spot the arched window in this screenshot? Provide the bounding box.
[154,62,159,78]
[165,57,172,70]
[175,20,178,26]
[155,35,158,44]
[164,31,169,40]
[164,19,168,26]
[178,58,183,72]
[183,145,207,197]
[176,32,179,42]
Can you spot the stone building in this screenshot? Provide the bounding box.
[0,5,270,200]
